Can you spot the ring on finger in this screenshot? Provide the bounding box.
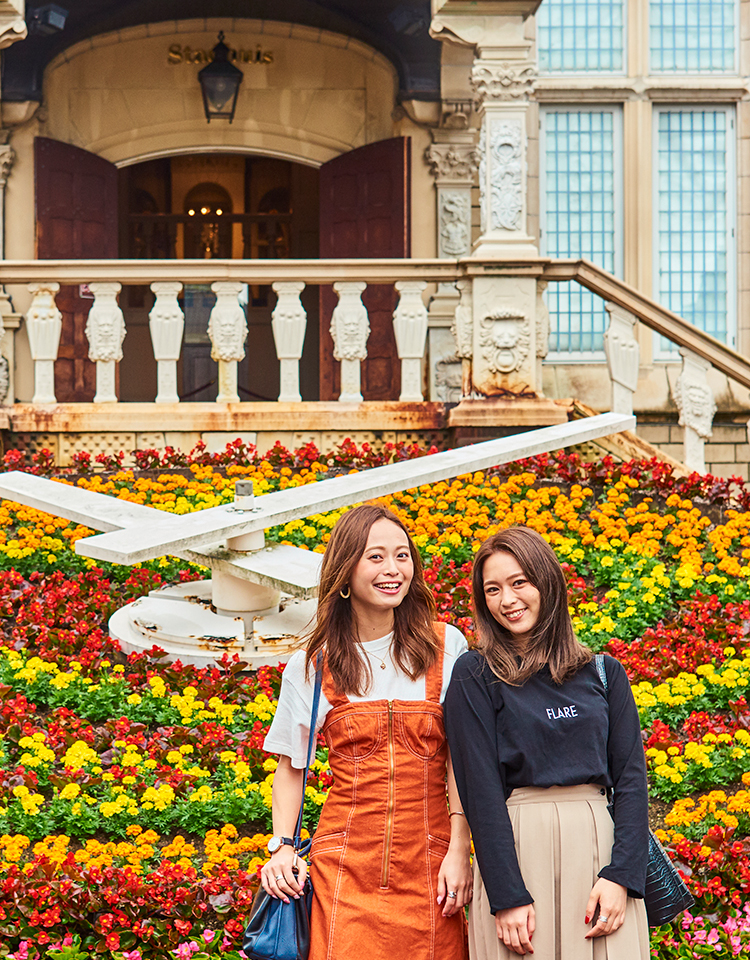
[447,891,458,899]
[598,915,609,923]
[275,874,284,882]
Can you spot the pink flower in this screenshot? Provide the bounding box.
[174,943,200,960]
[123,952,142,960]
[203,931,216,944]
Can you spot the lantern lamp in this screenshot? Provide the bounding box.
[198,32,243,123]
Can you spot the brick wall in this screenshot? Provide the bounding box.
[638,419,750,480]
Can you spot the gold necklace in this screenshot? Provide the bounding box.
[369,648,389,670]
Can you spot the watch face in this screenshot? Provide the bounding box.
[268,836,281,853]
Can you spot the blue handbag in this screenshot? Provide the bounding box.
[243,656,323,960]
[595,654,694,926]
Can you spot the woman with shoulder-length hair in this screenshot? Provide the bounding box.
[444,525,649,959]
[262,503,471,960]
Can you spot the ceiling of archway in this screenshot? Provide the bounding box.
[3,0,440,102]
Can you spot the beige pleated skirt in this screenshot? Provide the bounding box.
[469,784,649,960]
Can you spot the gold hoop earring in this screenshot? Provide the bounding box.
[339,586,350,599]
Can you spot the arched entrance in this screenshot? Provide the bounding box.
[118,153,320,402]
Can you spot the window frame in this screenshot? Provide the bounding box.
[536,0,628,77]
[539,104,624,362]
[651,103,737,359]
[648,0,739,76]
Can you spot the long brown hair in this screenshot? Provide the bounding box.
[306,504,439,695]
[472,525,592,685]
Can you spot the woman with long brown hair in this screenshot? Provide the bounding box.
[262,504,471,960]
[445,525,649,959]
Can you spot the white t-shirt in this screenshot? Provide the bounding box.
[263,624,469,768]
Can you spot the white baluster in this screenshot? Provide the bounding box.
[674,347,716,474]
[392,281,428,402]
[604,303,640,417]
[331,281,369,403]
[86,282,126,403]
[271,281,307,403]
[452,278,473,398]
[26,283,62,404]
[208,281,247,403]
[149,282,184,404]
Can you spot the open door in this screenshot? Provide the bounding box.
[319,137,411,401]
[35,137,118,401]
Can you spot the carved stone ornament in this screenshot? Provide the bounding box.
[604,303,639,392]
[149,282,185,361]
[0,144,14,189]
[271,282,307,360]
[471,61,537,105]
[478,123,488,235]
[424,142,479,183]
[435,353,463,404]
[479,312,531,375]
[452,279,473,360]
[26,283,63,361]
[674,348,716,441]
[85,283,126,362]
[439,191,471,259]
[330,282,370,362]
[0,15,27,52]
[489,120,523,232]
[0,355,9,404]
[208,282,247,362]
[535,282,550,362]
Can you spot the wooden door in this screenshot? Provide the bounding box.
[35,137,118,402]
[319,138,411,401]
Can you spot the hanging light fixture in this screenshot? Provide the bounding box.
[198,32,243,123]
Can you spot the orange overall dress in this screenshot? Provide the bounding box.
[308,625,468,960]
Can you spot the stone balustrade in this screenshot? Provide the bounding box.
[4,256,750,475]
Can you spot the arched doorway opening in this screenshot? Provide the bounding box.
[117,153,320,403]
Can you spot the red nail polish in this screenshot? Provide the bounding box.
[584,916,590,924]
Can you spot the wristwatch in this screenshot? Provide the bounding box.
[267,836,295,854]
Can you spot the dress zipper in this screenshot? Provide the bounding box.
[381,699,395,888]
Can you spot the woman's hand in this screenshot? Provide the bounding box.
[584,878,627,939]
[260,846,308,904]
[495,904,535,955]
[437,842,473,917]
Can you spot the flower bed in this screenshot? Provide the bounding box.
[2,441,750,957]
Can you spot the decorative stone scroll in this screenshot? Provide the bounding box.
[489,119,523,232]
[471,61,537,104]
[479,311,531,375]
[26,283,62,404]
[604,303,640,417]
[271,282,307,403]
[392,281,428,402]
[439,191,472,258]
[208,281,247,403]
[424,142,480,183]
[674,348,716,474]
[330,282,369,403]
[149,282,184,404]
[86,282,126,403]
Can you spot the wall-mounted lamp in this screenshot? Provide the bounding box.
[28,4,68,35]
[198,32,243,123]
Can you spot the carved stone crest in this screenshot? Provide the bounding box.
[439,191,471,258]
[424,142,479,183]
[490,120,523,232]
[674,349,716,441]
[208,282,247,362]
[471,62,537,104]
[479,312,531,375]
[85,283,126,363]
[435,353,463,403]
[331,282,369,362]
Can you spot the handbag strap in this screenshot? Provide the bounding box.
[294,652,323,847]
[595,653,608,692]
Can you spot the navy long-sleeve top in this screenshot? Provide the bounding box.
[444,651,649,915]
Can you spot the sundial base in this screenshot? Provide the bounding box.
[109,580,313,669]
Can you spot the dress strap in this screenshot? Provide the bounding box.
[425,622,446,702]
[321,655,350,709]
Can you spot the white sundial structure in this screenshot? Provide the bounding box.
[0,414,634,667]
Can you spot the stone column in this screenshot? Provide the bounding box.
[26,283,62,404]
[425,131,478,401]
[208,281,247,403]
[330,282,369,403]
[149,282,184,404]
[271,281,307,403]
[674,348,716,474]
[86,282,126,403]
[393,281,429,401]
[604,303,640,417]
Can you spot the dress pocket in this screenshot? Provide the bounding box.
[397,710,445,760]
[326,711,383,762]
[310,830,346,858]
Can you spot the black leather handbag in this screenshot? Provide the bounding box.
[595,654,694,927]
[243,657,323,960]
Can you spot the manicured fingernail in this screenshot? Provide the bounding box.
[437,896,443,904]
[584,916,590,924]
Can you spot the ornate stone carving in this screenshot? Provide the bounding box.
[393,281,428,402]
[149,282,184,404]
[535,282,550,362]
[478,124,487,235]
[85,283,126,363]
[674,349,715,441]
[26,282,62,404]
[479,312,531,375]
[435,353,463,403]
[489,120,523,232]
[439,191,471,258]
[331,282,370,403]
[452,279,473,360]
[0,354,9,404]
[271,281,307,403]
[0,13,26,52]
[0,144,14,189]
[208,282,247,362]
[424,142,479,183]
[604,303,639,416]
[471,61,537,104]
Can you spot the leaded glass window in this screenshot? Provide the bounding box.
[541,108,621,356]
[655,108,735,352]
[650,1,736,73]
[537,0,625,73]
